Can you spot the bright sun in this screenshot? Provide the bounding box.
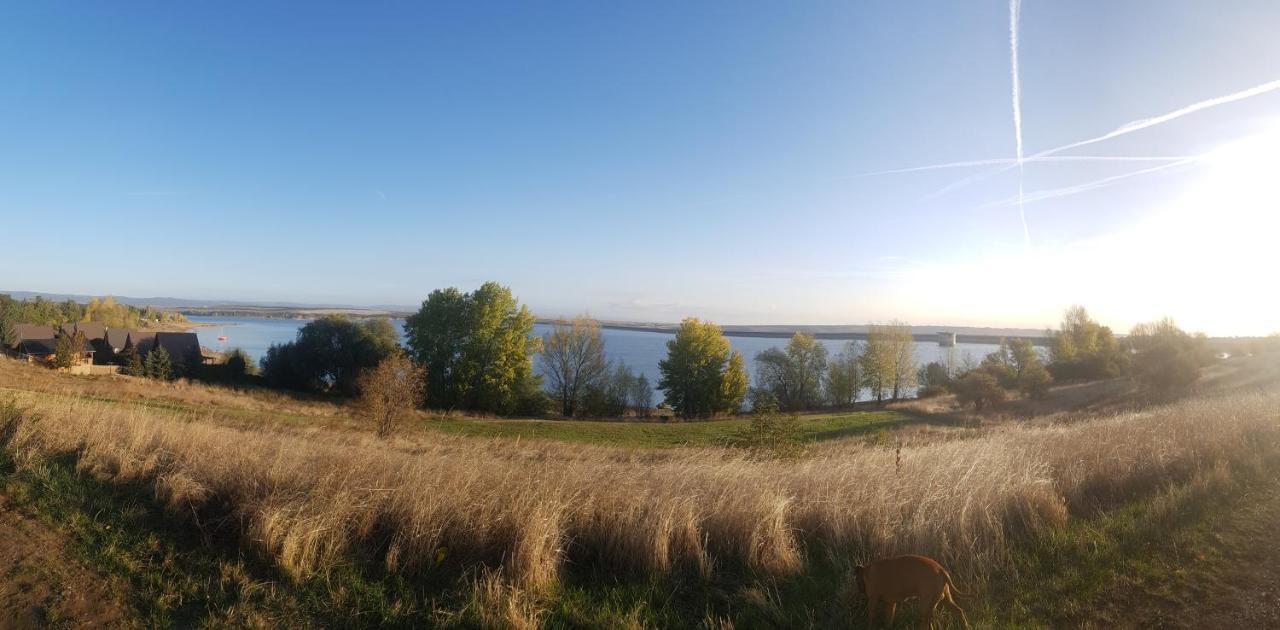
[1122,123,1280,335]
[897,123,1280,336]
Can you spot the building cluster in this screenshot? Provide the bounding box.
[6,321,205,372]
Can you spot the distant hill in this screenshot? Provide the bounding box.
[1,290,417,315]
[6,290,1053,339]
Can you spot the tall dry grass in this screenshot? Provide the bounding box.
[1,385,1277,600]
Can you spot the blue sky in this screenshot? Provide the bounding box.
[2,2,1278,334]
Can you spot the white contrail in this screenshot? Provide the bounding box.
[930,77,1280,198]
[979,157,1201,209]
[846,155,1193,178]
[1010,0,1028,246]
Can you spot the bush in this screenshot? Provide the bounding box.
[1129,318,1205,396]
[953,371,1006,410]
[1017,361,1053,399]
[222,348,254,382]
[725,407,807,460]
[358,353,426,438]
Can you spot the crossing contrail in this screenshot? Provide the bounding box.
[846,155,1193,178]
[928,77,1280,198]
[979,157,1201,209]
[1009,0,1028,246]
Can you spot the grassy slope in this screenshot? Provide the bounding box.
[424,409,917,448]
[4,443,1276,628]
[4,358,1279,627]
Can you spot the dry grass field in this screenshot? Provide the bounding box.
[1,354,1279,627]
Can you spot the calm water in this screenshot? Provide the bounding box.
[189,315,1002,401]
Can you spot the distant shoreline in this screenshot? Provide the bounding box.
[549,320,1056,347]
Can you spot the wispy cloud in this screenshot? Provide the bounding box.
[373,189,387,201]
[1009,0,1028,246]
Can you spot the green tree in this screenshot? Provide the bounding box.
[753,332,828,411]
[360,317,402,356]
[859,329,892,404]
[825,341,861,407]
[657,318,743,418]
[583,362,635,417]
[403,282,541,415]
[1049,306,1127,381]
[629,373,654,416]
[120,345,144,376]
[540,316,609,416]
[0,294,16,347]
[222,347,255,382]
[1128,318,1205,396]
[145,346,172,380]
[982,338,1052,397]
[719,350,749,414]
[916,361,951,398]
[53,330,85,369]
[259,316,396,394]
[861,322,916,402]
[260,342,308,390]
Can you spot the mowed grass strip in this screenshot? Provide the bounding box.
[424,409,917,448]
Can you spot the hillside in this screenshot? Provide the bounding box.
[0,355,1278,627]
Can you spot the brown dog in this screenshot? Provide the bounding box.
[854,555,969,629]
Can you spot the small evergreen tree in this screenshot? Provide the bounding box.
[145,347,172,380]
[120,345,144,376]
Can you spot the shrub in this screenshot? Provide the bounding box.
[1018,361,1053,399]
[1129,318,1206,396]
[725,407,807,460]
[358,353,426,438]
[222,348,255,382]
[953,371,1006,410]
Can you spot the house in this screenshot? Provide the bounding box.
[122,331,157,356]
[59,321,106,343]
[14,334,95,365]
[105,328,131,354]
[123,331,206,371]
[9,324,55,351]
[16,338,58,362]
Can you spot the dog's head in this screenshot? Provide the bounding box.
[854,564,866,596]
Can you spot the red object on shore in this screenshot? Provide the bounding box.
[217,335,227,342]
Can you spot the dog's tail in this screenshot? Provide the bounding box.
[942,568,970,598]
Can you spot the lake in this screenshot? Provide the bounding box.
[188,315,1003,401]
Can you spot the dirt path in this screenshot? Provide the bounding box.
[0,495,133,629]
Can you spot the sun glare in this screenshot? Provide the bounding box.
[1122,123,1280,334]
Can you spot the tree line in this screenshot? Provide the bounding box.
[227,284,1237,423]
[0,294,186,347]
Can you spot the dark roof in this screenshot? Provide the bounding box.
[152,332,202,363]
[106,328,132,350]
[11,324,55,348]
[59,321,106,341]
[124,331,157,354]
[17,338,57,356]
